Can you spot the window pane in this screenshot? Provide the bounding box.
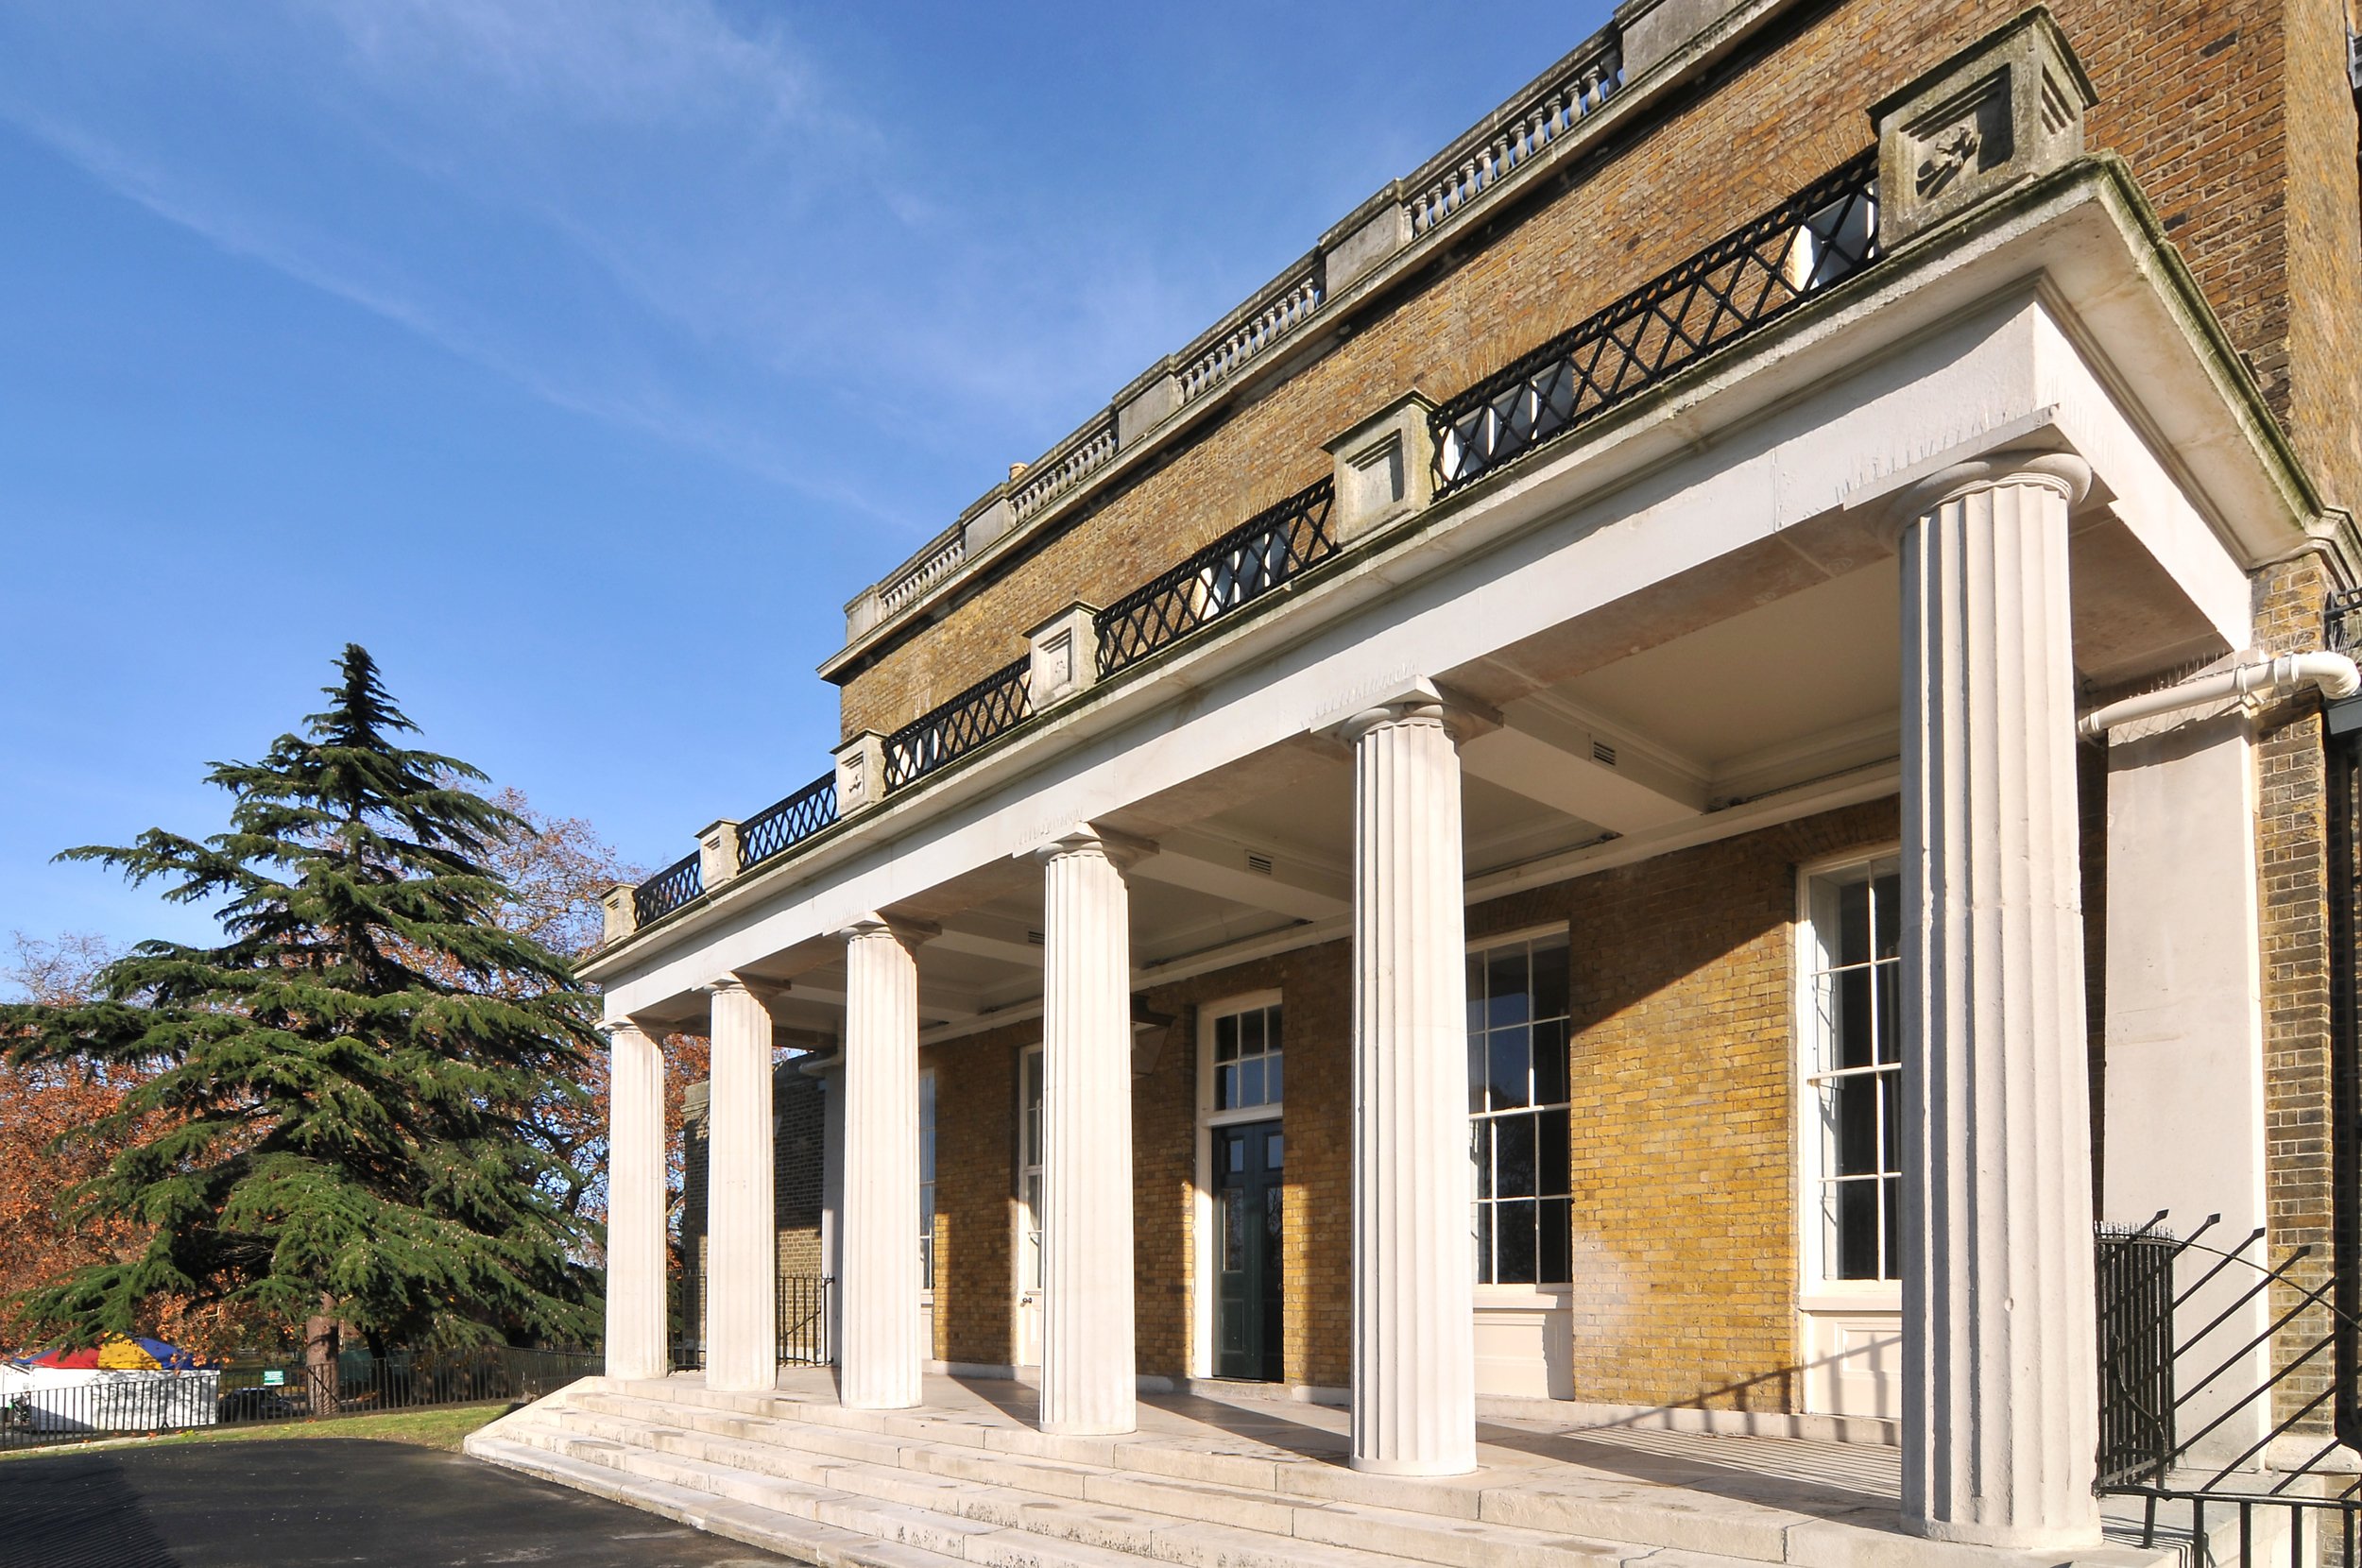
[1495,1113,1537,1198]
[1834,1179,1880,1280]
[1538,1196,1571,1285]
[1532,1019,1569,1106]
[1532,939,1570,1022]
[1218,1065,1239,1109]
[1264,1055,1283,1104]
[1874,961,1900,1065]
[1476,1202,1495,1285]
[1489,1026,1532,1110]
[1838,879,1871,967]
[1240,1009,1264,1054]
[1466,952,1486,1036]
[1486,948,1531,1029]
[1496,1198,1538,1283]
[1223,1191,1245,1271]
[1832,1075,1878,1176]
[1873,873,1901,961]
[1537,1109,1570,1198]
[1266,1007,1283,1053]
[1227,1135,1246,1174]
[1882,1173,1901,1280]
[1265,1132,1284,1170]
[1471,1120,1493,1200]
[1468,1031,1488,1114]
[1216,1014,1238,1063]
[1879,1070,1899,1177]
[1837,967,1874,1069]
[1242,1059,1268,1106]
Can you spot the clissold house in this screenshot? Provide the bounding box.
[473,2,2362,1562]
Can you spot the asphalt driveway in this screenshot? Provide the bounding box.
[0,1438,791,1568]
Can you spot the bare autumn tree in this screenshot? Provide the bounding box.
[467,788,710,1253]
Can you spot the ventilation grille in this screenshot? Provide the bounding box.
[1590,740,1618,767]
[1245,852,1276,876]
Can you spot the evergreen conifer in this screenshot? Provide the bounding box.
[0,646,600,1358]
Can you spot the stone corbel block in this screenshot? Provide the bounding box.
[1324,391,1438,545]
[845,587,883,642]
[1028,602,1103,707]
[696,819,741,890]
[1869,6,2097,248]
[833,730,888,815]
[963,493,1016,555]
[1323,193,1410,295]
[600,881,639,946]
[1115,360,1179,447]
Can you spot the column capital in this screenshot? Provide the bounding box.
[832,912,940,948]
[700,972,789,1007]
[1326,676,1499,747]
[595,1014,659,1045]
[1026,822,1157,870]
[1880,448,2094,544]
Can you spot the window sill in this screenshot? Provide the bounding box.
[1797,1286,1901,1315]
[1474,1285,1574,1309]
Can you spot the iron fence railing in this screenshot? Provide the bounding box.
[1429,151,1880,499]
[633,851,703,928]
[884,657,1034,792]
[739,774,837,873]
[670,1272,832,1371]
[617,158,1888,919]
[2094,1215,2362,1567]
[1095,478,1337,678]
[0,1345,597,1452]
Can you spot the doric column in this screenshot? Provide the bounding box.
[1343,692,1476,1476]
[1035,826,1150,1436]
[1894,451,2100,1548]
[703,976,778,1392]
[837,915,930,1410]
[602,1016,669,1381]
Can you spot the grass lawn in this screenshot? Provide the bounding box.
[0,1400,515,1460]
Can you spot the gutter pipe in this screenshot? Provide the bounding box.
[2076,652,2362,740]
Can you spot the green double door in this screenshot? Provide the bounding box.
[1213,1120,1284,1382]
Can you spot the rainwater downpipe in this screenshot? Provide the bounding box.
[2074,652,2362,739]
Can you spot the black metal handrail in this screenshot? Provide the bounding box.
[633,851,703,928]
[739,774,837,873]
[1095,477,1337,677]
[1430,151,1880,498]
[884,656,1034,792]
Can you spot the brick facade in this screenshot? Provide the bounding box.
[833,0,2362,741]
[677,1065,828,1350]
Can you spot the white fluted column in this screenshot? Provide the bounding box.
[704,977,778,1392]
[1344,693,1476,1476]
[1036,826,1148,1436]
[838,915,930,1410]
[1895,452,2100,1548]
[602,1017,670,1381]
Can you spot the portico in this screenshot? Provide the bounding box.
[545,11,2360,1563]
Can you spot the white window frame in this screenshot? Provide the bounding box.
[1190,989,1284,1380]
[1467,921,1575,1309]
[1791,845,1906,1314]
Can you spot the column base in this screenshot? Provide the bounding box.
[1902,1514,2102,1552]
[1040,1415,1138,1438]
[1347,1452,1479,1478]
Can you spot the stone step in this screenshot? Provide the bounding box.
[526,1398,1690,1568]
[574,1387,1835,1566]
[466,1431,962,1568]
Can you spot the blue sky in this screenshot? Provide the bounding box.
[0,0,1613,963]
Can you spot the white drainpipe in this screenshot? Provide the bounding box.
[2076,652,2362,739]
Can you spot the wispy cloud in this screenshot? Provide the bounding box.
[0,0,1204,535]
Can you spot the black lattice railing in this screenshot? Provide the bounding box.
[884,656,1034,792]
[1431,151,1879,498]
[739,773,837,873]
[1096,478,1337,677]
[633,851,703,928]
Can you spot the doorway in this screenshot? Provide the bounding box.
[1212,1120,1284,1382]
